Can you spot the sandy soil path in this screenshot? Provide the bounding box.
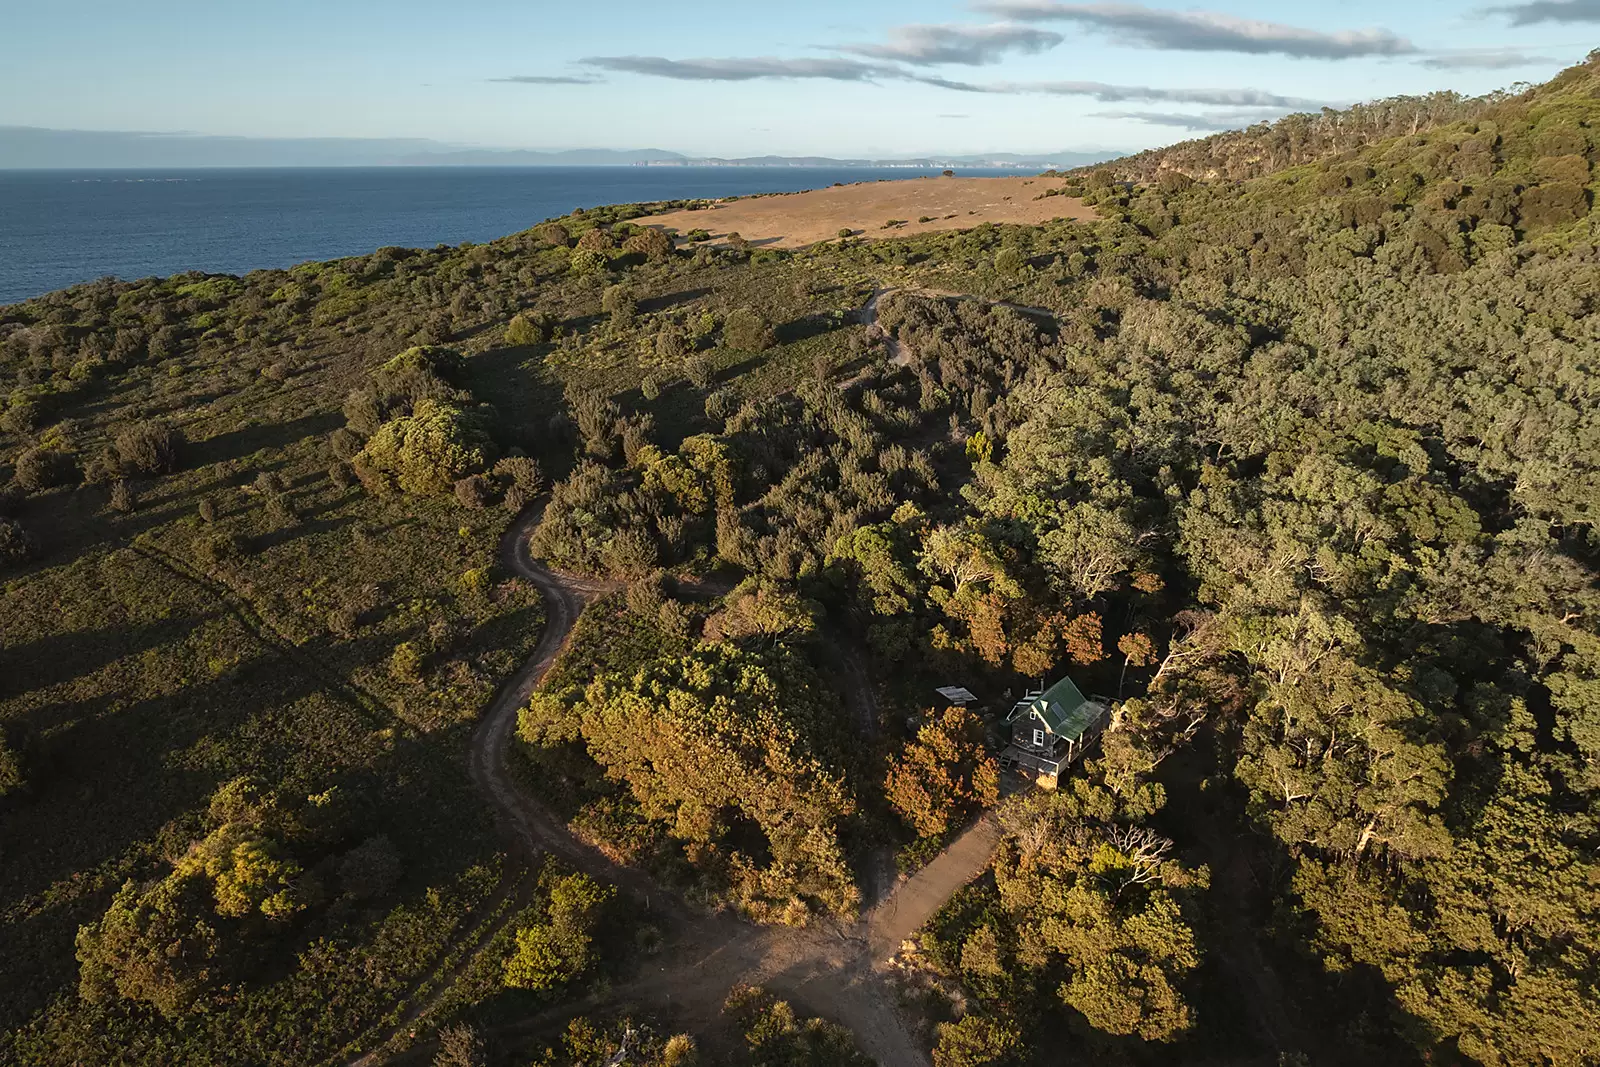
[867,815,1002,962]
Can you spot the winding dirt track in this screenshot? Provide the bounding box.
[347,508,1003,1066]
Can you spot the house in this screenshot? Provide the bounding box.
[999,676,1110,784]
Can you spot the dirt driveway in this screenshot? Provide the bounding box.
[647,175,1095,249]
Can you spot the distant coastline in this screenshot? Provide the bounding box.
[0,164,1031,304]
[0,125,1114,171]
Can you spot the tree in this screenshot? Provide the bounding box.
[503,872,613,990]
[920,525,1018,601]
[353,399,494,496]
[1117,631,1156,695]
[0,517,33,567]
[505,312,548,346]
[992,787,1205,1042]
[1038,503,1141,603]
[885,706,999,838]
[76,874,220,1017]
[723,307,776,352]
[1063,612,1104,665]
[1235,654,1451,863]
[933,1015,1023,1067]
[114,420,184,474]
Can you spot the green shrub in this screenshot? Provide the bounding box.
[354,400,494,496]
[75,875,220,1018]
[493,455,544,496]
[570,249,607,275]
[336,836,402,900]
[13,447,74,492]
[502,872,612,991]
[722,307,775,352]
[685,357,715,390]
[1,397,43,435]
[192,531,242,566]
[114,420,184,475]
[536,221,571,246]
[1518,182,1590,229]
[622,228,674,261]
[504,312,547,346]
[0,517,33,566]
[933,1015,1023,1067]
[453,474,491,509]
[0,722,34,796]
[389,642,424,684]
[328,427,361,460]
[374,345,464,405]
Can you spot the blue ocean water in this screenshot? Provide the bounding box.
[0,165,1016,305]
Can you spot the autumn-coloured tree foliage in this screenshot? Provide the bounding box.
[573,643,859,923]
[885,706,999,839]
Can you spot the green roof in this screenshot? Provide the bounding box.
[1009,676,1104,741]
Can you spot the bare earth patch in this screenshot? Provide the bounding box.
[648,175,1094,249]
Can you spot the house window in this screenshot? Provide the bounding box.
[1032,729,1046,748]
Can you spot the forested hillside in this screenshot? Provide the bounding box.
[2,52,1598,1067]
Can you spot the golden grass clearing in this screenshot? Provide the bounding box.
[647,175,1094,249]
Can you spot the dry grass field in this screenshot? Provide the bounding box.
[648,174,1094,249]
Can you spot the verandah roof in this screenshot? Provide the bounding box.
[1007,676,1103,742]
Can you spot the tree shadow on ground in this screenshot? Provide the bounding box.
[187,412,343,468]
[637,288,711,315]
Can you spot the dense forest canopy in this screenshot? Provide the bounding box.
[1,50,1598,1067]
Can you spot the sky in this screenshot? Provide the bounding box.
[1,0,1596,157]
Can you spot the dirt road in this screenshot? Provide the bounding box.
[350,506,1005,1067]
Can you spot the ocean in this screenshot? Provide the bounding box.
[0,165,1017,305]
